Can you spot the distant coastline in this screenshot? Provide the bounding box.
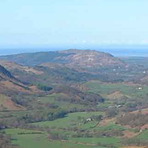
[0,48,148,57]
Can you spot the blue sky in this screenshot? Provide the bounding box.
[0,0,148,49]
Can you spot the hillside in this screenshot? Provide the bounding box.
[0,49,125,68]
[0,64,14,80]
[59,49,124,68]
[0,65,41,111]
[0,94,25,111]
[0,65,27,110]
[1,50,145,85]
[50,86,105,105]
[0,60,101,85]
[0,64,30,93]
[0,50,129,83]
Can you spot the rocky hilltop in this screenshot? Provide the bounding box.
[0,49,125,68]
[58,49,124,68]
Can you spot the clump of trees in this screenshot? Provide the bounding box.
[18,109,67,123]
[48,109,67,121]
[37,84,52,91]
[72,128,123,138]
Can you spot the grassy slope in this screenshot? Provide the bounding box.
[32,112,104,129]
[36,93,89,111]
[136,130,148,140]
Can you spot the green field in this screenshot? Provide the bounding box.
[137,130,148,140]
[5,128,122,148]
[33,111,104,129]
[85,81,148,98]
[5,128,118,148]
[35,93,88,110]
[1,81,148,148]
[3,111,124,148]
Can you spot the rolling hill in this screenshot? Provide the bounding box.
[0,65,28,110]
[0,65,40,110]
[0,60,101,85]
[0,49,128,84]
[0,64,30,93]
[0,49,125,68]
[50,86,105,105]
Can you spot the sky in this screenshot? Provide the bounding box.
[0,0,148,49]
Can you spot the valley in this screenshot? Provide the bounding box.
[0,49,148,148]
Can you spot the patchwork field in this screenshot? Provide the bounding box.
[84,81,148,98]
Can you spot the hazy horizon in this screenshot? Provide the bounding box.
[1,0,148,48]
[1,0,148,56]
[1,46,148,57]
